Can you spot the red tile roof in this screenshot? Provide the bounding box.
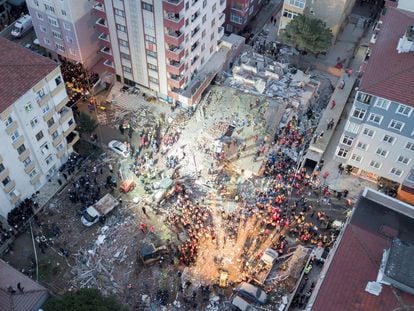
[0,37,58,113]
[311,196,414,311]
[359,6,414,106]
[0,259,48,311]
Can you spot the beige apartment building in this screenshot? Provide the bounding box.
[278,0,356,39]
[0,37,78,218]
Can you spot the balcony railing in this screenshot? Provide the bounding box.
[100,46,112,55]
[103,59,114,68]
[93,2,104,12]
[96,18,107,27]
[165,31,184,46]
[164,13,184,30]
[167,60,185,75]
[166,46,185,62]
[163,0,184,13]
[99,33,110,41]
[168,76,185,88]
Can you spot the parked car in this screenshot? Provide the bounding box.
[236,282,268,305]
[231,295,257,311]
[108,140,129,158]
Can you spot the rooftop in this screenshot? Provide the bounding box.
[0,37,58,113]
[359,5,414,106]
[311,188,414,311]
[0,259,49,311]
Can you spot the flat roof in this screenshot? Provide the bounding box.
[311,189,414,311]
[0,37,58,113]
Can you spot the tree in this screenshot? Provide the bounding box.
[280,15,333,55]
[77,111,97,134]
[44,288,128,311]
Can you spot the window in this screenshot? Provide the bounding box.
[66,36,73,44]
[61,10,67,16]
[52,30,63,40]
[63,22,71,31]
[351,154,362,162]
[33,0,39,6]
[390,168,403,177]
[36,89,45,102]
[396,104,412,117]
[202,29,206,38]
[230,13,243,24]
[119,39,129,47]
[48,17,58,27]
[55,76,62,86]
[40,25,47,33]
[2,177,11,187]
[47,118,55,128]
[145,34,155,43]
[56,43,65,51]
[42,105,50,114]
[120,52,130,60]
[288,0,306,8]
[210,32,215,40]
[357,93,372,104]
[352,108,366,119]
[376,148,388,157]
[405,142,414,151]
[282,9,299,19]
[203,0,207,8]
[68,119,74,126]
[357,141,368,150]
[211,18,216,27]
[146,50,157,58]
[345,121,360,134]
[389,119,404,131]
[148,63,157,71]
[24,103,32,112]
[0,163,4,173]
[10,130,20,142]
[114,9,125,17]
[383,135,395,144]
[142,2,153,12]
[5,116,13,127]
[40,143,49,155]
[56,143,64,151]
[44,38,51,45]
[116,24,127,32]
[362,128,375,137]
[336,148,348,158]
[29,169,38,178]
[23,157,32,167]
[30,117,39,128]
[368,113,383,124]
[45,155,54,165]
[17,144,26,155]
[341,135,354,146]
[202,14,207,23]
[122,66,132,74]
[149,77,158,84]
[369,160,381,169]
[374,98,390,110]
[51,130,59,139]
[212,3,216,12]
[397,156,410,165]
[36,12,43,20]
[35,131,44,141]
[44,4,55,13]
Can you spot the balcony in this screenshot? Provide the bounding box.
[163,0,184,13]
[93,2,106,19]
[48,122,59,135]
[168,75,185,88]
[167,60,185,75]
[59,107,73,124]
[100,46,112,56]
[18,149,30,162]
[66,131,80,148]
[166,46,185,62]
[164,13,184,31]
[99,33,110,42]
[12,136,24,149]
[43,109,55,122]
[57,148,66,159]
[24,162,35,174]
[5,121,18,135]
[51,81,65,97]
[55,96,68,111]
[30,174,41,186]
[103,59,114,68]
[219,12,225,24]
[191,11,201,23]
[0,168,9,182]
[191,41,199,52]
[165,31,184,46]
[232,3,248,14]
[191,26,200,38]
[52,134,64,147]
[64,122,76,137]
[96,18,109,34]
[3,180,16,193]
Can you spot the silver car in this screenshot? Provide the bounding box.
[108,140,129,158]
[236,282,268,305]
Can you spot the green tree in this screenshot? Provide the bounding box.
[44,288,128,311]
[77,111,97,134]
[281,14,333,55]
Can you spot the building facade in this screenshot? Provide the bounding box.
[278,0,356,40]
[224,0,265,34]
[26,0,100,68]
[93,0,227,106]
[334,2,414,186]
[0,37,78,218]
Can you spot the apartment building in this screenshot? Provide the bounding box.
[224,0,265,33]
[26,0,100,68]
[0,37,78,218]
[93,0,227,106]
[334,2,414,187]
[278,0,356,39]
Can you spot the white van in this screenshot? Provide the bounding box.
[11,14,33,38]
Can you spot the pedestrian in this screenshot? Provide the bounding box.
[109,164,113,173]
[57,179,62,186]
[330,100,336,109]
[142,206,147,216]
[343,189,349,198]
[62,173,67,180]
[319,131,324,139]
[271,16,274,23]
